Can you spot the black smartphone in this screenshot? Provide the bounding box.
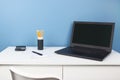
[15,46,26,51]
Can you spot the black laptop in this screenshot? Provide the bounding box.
[55,21,115,61]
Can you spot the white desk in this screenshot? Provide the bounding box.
[0,47,120,80]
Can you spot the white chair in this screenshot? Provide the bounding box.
[9,67,60,80]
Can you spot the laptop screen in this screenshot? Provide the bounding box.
[71,21,115,52]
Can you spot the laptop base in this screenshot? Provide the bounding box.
[55,47,110,61]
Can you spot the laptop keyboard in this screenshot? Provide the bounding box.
[70,47,108,56]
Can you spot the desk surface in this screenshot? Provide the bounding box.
[0,47,120,66]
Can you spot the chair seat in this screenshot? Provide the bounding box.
[9,67,60,80]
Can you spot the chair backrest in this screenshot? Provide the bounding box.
[9,67,60,80]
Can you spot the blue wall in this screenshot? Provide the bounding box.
[0,0,120,52]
